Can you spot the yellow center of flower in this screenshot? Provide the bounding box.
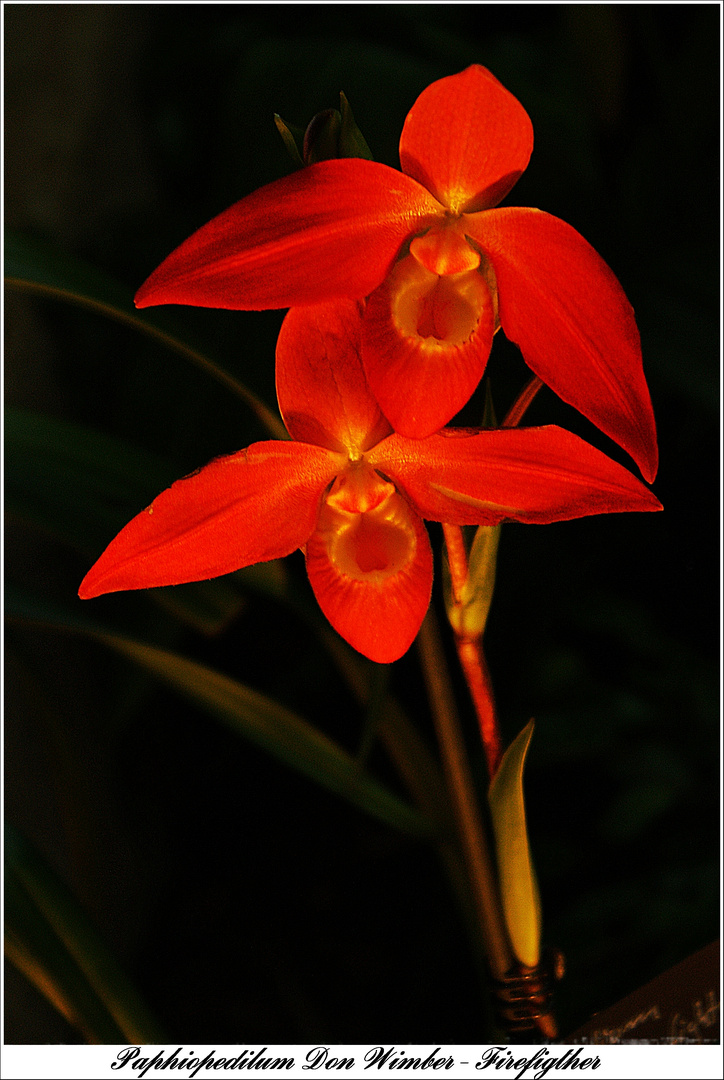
[316,460,418,582]
[388,255,492,347]
[372,219,500,349]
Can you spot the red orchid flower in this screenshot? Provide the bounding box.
[134,65,658,481]
[80,300,660,664]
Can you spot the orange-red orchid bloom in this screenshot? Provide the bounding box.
[134,65,658,481]
[80,300,660,664]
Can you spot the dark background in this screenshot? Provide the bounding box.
[5,3,719,1044]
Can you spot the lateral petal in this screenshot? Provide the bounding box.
[466,207,659,482]
[305,490,433,664]
[362,257,496,438]
[135,159,442,311]
[399,65,534,213]
[79,442,340,598]
[276,300,392,454]
[367,426,662,525]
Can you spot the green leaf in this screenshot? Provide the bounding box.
[274,113,305,166]
[6,589,434,839]
[6,402,451,841]
[464,524,501,633]
[4,229,287,440]
[5,406,246,635]
[5,824,167,1044]
[229,570,457,841]
[101,636,433,838]
[5,405,177,543]
[488,720,541,967]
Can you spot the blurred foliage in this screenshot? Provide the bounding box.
[5,3,718,1043]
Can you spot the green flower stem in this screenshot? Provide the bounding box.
[417,609,513,980]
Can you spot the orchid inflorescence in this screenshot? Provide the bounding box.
[78,67,663,1036]
[80,65,660,668]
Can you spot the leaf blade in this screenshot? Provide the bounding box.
[488,720,541,967]
[100,633,434,838]
[6,590,434,838]
[5,229,287,439]
[5,824,167,1044]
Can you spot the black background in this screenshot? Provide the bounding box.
[5,3,719,1044]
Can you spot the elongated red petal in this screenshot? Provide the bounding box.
[276,300,392,453]
[367,426,662,525]
[135,159,442,311]
[466,207,659,482]
[79,442,340,598]
[362,257,495,438]
[305,491,432,664]
[399,65,533,213]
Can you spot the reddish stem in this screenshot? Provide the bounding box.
[502,375,544,429]
[442,521,468,606]
[442,523,504,780]
[457,639,503,778]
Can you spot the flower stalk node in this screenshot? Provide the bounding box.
[490,949,564,1042]
[444,523,501,642]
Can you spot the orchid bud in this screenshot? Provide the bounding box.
[304,93,372,164]
[277,93,372,168]
[303,107,343,164]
